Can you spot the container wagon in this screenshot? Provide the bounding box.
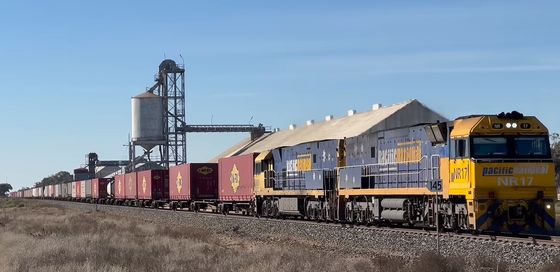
[92,178,111,204]
[125,172,138,206]
[113,174,126,205]
[169,163,219,211]
[218,153,257,215]
[136,169,169,208]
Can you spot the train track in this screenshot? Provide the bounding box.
[40,199,560,249]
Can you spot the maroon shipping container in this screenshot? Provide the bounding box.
[218,153,256,202]
[136,170,169,200]
[92,178,110,199]
[115,174,126,199]
[125,172,137,199]
[169,163,218,201]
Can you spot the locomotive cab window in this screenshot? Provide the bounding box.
[514,137,550,157]
[472,137,507,158]
[470,136,550,158]
[451,138,469,158]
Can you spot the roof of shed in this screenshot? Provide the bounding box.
[210,99,445,161]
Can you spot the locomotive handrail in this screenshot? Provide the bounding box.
[262,154,442,190]
[336,155,429,170]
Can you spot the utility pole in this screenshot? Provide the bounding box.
[427,179,442,255]
[436,188,439,255]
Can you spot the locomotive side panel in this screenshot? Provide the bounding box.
[271,140,338,190]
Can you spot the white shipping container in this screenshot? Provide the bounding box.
[71,182,77,198]
[80,180,86,198]
[84,179,92,198]
[62,183,68,197]
[55,184,61,198]
[107,181,113,196]
[32,188,38,197]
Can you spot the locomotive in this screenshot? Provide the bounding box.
[252,110,555,234]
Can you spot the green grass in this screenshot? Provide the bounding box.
[0,198,24,208]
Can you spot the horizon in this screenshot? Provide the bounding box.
[1,1,559,189]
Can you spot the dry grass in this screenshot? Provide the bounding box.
[0,201,527,272]
[0,201,374,272]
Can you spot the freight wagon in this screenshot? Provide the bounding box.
[218,153,257,214]
[91,178,111,203]
[79,180,92,202]
[53,183,62,199]
[169,163,218,211]
[71,182,77,199]
[62,182,70,199]
[125,172,137,205]
[114,174,126,204]
[136,169,169,208]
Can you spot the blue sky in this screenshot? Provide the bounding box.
[1,1,559,189]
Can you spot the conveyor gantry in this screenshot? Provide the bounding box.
[182,123,268,140]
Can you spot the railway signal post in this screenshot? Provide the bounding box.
[427,180,443,254]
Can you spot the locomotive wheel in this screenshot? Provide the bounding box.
[306,206,313,220]
[272,205,279,218]
[345,206,353,223]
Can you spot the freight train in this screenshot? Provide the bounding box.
[12,104,557,235]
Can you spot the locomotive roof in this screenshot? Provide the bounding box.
[450,115,548,138]
[212,99,447,161]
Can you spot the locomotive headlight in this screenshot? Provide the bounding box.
[512,123,518,128]
[546,204,552,210]
[506,123,512,128]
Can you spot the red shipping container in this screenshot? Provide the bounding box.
[136,170,169,200]
[169,163,218,201]
[218,153,256,202]
[76,181,81,199]
[114,174,126,199]
[125,172,137,199]
[92,178,110,199]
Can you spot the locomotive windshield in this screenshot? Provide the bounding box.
[472,137,508,157]
[514,137,550,156]
[471,136,551,158]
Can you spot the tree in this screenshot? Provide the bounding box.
[35,171,73,187]
[0,183,13,197]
